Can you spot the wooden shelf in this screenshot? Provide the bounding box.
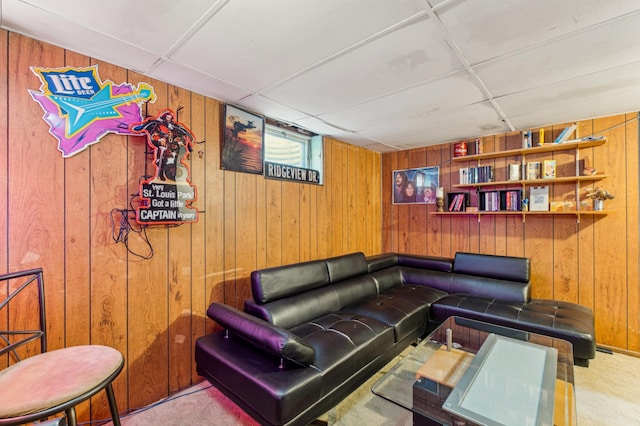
[431,210,611,223]
[452,138,607,163]
[453,174,607,189]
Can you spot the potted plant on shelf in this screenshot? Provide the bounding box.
[585,187,614,211]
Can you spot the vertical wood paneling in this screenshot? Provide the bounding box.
[577,119,596,313]
[204,98,224,332]
[624,112,640,352]
[188,93,206,381]
[124,74,169,410]
[9,34,66,358]
[0,30,7,368]
[281,181,300,265]
[593,115,628,348]
[167,86,194,393]
[63,51,91,351]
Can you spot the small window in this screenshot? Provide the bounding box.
[263,119,323,185]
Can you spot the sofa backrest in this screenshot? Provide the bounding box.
[366,253,453,273]
[251,252,369,304]
[326,252,368,282]
[245,274,378,329]
[453,252,530,283]
[251,259,330,304]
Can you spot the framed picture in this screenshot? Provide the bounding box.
[393,166,440,204]
[222,104,264,174]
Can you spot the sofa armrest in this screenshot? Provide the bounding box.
[207,303,315,366]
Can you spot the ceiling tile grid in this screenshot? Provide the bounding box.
[2,0,640,152]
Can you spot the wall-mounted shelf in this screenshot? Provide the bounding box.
[452,138,607,163]
[442,134,610,223]
[431,210,612,223]
[453,174,608,189]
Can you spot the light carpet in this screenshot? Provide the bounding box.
[107,349,640,426]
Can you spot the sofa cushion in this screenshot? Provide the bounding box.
[430,295,596,361]
[453,252,530,283]
[340,283,445,342]
[251,259,329,303]
[289,312,395,391]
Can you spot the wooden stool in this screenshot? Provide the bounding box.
[0,345,124,426]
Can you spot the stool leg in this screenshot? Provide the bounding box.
[64,406,77,426]
[105,382,121,426]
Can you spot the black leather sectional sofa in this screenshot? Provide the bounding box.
[195,251,596,426]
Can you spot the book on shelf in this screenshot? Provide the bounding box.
[554,124,577,144]
[448,193,467,212]
[527,162,541,180]
[479,191,500,212]
[500,190,522,211]
[529,186,549,211]
[543,160,556,179]
[522,131,532,149]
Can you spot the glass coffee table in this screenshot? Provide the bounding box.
[372,316,576,425]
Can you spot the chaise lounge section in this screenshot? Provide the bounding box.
[195,251,596,426]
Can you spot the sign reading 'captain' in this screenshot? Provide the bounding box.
[265,162,320,184]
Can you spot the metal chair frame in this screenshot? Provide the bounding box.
[0,268,46,360]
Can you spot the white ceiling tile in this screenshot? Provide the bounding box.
[498,62,640,130]
[10,0,217,55]
[435,0,640,64]
[475,11,640,97]
[318,71,484,132]
[359,102,509,148]
[170,0,429,92]
[236,95,309,124]
[150,60,251,102]
[2,0,161,72]
[262,17,462,115]
[291,116,357,137]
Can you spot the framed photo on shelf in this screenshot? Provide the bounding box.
[393,166,439,204]
[222,104,264,174]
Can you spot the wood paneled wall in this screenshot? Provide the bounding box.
[0,32,382,421]
[383,114,640,354]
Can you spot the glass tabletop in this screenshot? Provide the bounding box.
[371,316,576,425]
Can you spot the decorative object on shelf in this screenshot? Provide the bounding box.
[474,138,483,154]
[543,159,556,178]
[581,157,597,176]
[436,187,444,212]
[508,163,521,181]
[453,142,467,157]
[585,187,614,211]
[527,162,541,180]
[529,186,550,211]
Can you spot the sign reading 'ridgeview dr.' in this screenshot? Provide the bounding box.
[264,161,320,184]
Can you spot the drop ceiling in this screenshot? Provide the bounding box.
[2,0,640,152]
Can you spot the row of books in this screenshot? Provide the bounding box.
[479,190,523,212]
[459,166,494,184]
[507,161,556,181]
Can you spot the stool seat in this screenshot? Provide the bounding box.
[0,345,123,424]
